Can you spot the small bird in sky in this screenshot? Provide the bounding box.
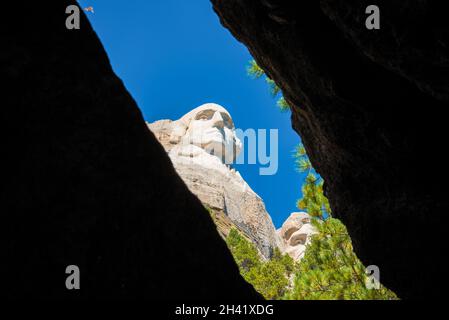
[84,6,94,13]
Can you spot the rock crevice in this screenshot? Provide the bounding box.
[212,0,449,299]
[1,2,260,299]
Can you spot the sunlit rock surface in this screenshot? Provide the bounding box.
[148,103,281,258]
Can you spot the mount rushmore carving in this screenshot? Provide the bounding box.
[148,103,316,260]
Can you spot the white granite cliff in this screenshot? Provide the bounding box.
[147,103,316,261]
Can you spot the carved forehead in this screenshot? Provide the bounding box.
[179,103,232,123]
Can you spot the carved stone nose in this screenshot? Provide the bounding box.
[211,111,224,128]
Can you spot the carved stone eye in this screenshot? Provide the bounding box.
[289,232,307,246]
[221,114,234,128]
[196,111,213,120]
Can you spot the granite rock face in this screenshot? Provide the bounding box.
[212,0,449,299]
[148,104,281,259]
[1,2,260,299]
[169,154,281,259]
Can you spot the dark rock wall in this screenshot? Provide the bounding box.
[1,2,260,299]
[212,0,448,299]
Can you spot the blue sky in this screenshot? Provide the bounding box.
[82,0,307,228]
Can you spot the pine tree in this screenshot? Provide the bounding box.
[277,97,290,112]
[286,218,397,300]
[293,143,330,219]
[296,173,331,220]
[247,60,290,112]
[247,60,265,79]
[226,228,261,273]
[287,144,398,299]
[225,228,294,300]
[245,60,397,299]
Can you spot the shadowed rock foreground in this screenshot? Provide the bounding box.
[1,2,260,299]
[212,0,448,299]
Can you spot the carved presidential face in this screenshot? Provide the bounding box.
[175,103,242,163]
[280,212,317,261]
